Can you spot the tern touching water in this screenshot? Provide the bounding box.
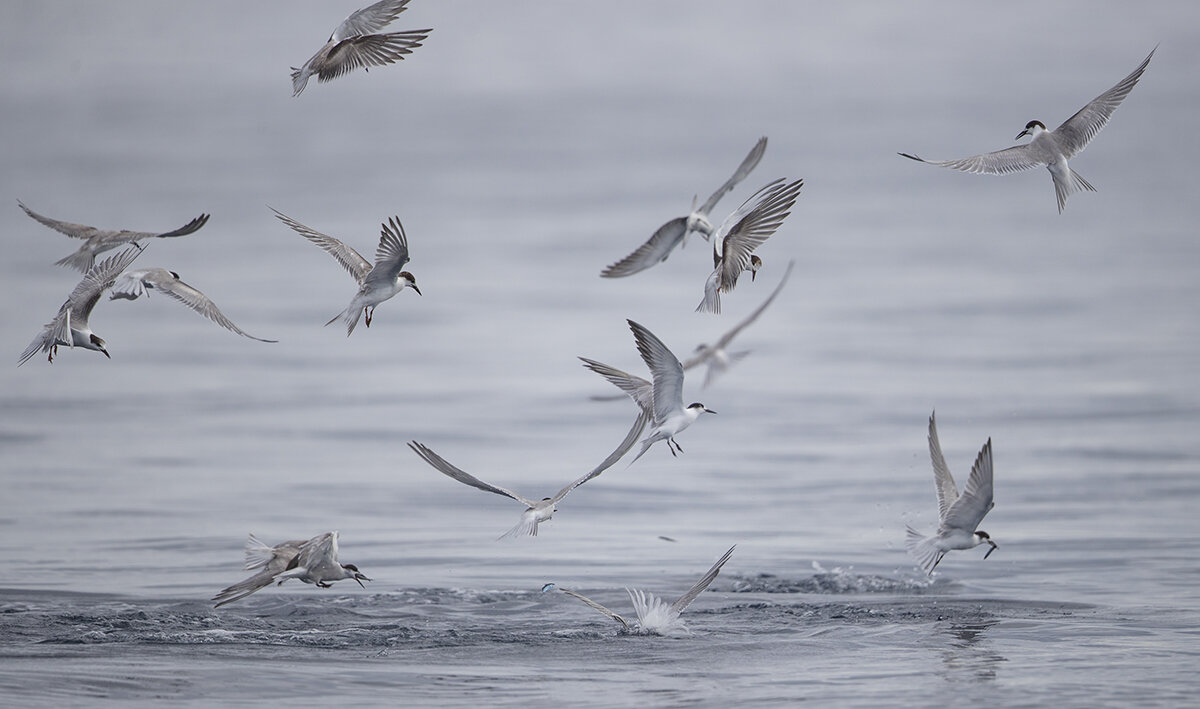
[290,0,432,96]
[582,319,715,465]
[272,207,420,335]
[601,137,767,278]
[899,47,1155,213]
[905,412,998,574]
[542,545,735,635]
[18,246,143,366]
[109,268,277,343]
[213,531,370,607]
[18,200,208,273]
[697,178,803,314]
[408,410,650,539]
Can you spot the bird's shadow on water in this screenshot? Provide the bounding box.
[934,619,1006,683]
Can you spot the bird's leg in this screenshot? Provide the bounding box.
[364,307,373,327]
[317,581,331,588]
[47,345,57,363]
[672,438,684,454]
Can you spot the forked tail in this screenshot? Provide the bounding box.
[904,525,945,575]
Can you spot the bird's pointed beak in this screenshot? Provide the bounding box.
[751,269,757,282]
[354,572,371,587]
[411,284,422,296]
[101,348,111,359]
[983,541,998,559]
[705,408,717,415]
[1016,129,1030,140]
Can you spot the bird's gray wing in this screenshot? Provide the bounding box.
[898,145,1044,176]
[271,207,372,283]
[927,412,961,524]
[127,269,277,342]
[318,31,431,83]
[1054,47,1155,159]
[555,587,630,630]
[552,408,651,503]
[627,319,684,424]
[668,545,735,616]
[711,259,795,349]
[941,438,994,533]
[286,531,340,579]
[600,216,688,278]
[366,216,411,282]
[408,442,538,507]
[212,567,280,607]
[17,200,98,239]
[698,136,768,216]
[717,179,802,293]
[68,246,144,324]
[579,357,654,414]
[153,213,210,239]
[334,0,411,39]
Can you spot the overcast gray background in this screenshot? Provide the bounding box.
[1,2,1198,706]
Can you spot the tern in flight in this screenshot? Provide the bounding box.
[18,200,208,273]
[601,137,767,278]
[291,0,432,96]
[109,268,276,343]
[272,207,420,335]
[18,246,143,365]
[905,412,998,574]
[697,177,803,314]
[408,410,650,539]
[590,261,795,402]
[213,531,370,607]
[542,545,735,635]
[581,319,715,465]
[899,47,1155,212]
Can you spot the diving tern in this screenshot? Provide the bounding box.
[601,137,767,278]
[18,200,208,273]
[213,531,370,607]
[697,178,803,314]
[272,207,420,335]
[542,545,735,635]
[407,410,650,539]
[899,47,1155,213]
[109,268,277,343]
[291,0,432,96]
[18,246,143,365]
[581,319,715,465]
[905,412,998,574]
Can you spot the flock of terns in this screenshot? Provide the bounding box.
[14,0,1158,635]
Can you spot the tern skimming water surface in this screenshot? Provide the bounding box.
[408,410,650,539]
[290,0,432,96]
[109,268,277,343]
[18,246,143,365]
[18,200,208,273]
[697,178,803,314]
[542,545,735,635]
[905,412,998,574]
[601,137,767,278]
[213,531,370,607]
[272,207,420,335]
[899,47,1156,213]
[581,319,715,465]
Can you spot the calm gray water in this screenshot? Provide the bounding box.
[2,1,1199,706]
